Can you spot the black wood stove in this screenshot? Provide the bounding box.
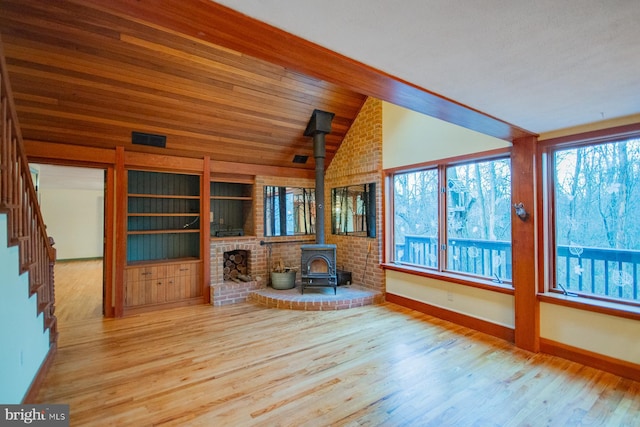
[301,244,337,294]
[300,110,337,294]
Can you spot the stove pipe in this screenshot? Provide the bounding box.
[304,109,335,244]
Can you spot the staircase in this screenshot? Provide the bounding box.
[0,35,57,345]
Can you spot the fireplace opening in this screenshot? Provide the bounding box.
[310,258,329,273]
[223,249,250,282]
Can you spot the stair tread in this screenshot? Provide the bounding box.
[38,301,52,313]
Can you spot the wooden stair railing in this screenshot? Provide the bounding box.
[0,35,57,344]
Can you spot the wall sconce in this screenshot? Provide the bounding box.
[513,202,529,221]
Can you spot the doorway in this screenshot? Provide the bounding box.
[29,163,107,322]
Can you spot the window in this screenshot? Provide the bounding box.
[546,135,640,304]
[446,159,512,280]
[393,169,439,268]
[331,183,376,237]
[264,186,315,236]
[391,155,512,283]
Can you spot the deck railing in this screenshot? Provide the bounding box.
[557,245,640,301]
[0,36,57,343]
[396,235,640,301]
[397,235,512,280]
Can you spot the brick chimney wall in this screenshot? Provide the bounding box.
[325,97,384,292]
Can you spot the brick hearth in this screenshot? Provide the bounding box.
[249,285,384,310]
[209,237,385,310]
[210,280,262,306]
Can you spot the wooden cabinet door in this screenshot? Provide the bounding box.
[179,262,195,299]
[166,262,200,300]
[172,274,189,300]
[125,279,138,307]
[126,266,164,306]
[191,267,202,298]
[125,268,145,307]
[125,279,148,307]
[147,278,165,305]
[125,262,201,307]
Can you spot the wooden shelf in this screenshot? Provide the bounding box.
[128,213,200,217]
[127,257,201,267]
[128,193,200,199]
[210,196,252,201]
[128,229,200,235]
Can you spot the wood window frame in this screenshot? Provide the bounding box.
[383,147,514,293]
[537,123,640,319]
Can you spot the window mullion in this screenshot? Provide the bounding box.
[438,165,447,273]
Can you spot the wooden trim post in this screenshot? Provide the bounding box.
[114,147,126,317]
[511,136,539,351]
[201,156,211,303]
[103,166,115,317]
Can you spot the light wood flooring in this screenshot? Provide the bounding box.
[39,260,640,426]
[53,259,103,323]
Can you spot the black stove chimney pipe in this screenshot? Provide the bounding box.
[304,109,335,245]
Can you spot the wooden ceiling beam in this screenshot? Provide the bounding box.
[24,139,315,179]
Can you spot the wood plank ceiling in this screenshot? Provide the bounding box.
[0,0,367,170]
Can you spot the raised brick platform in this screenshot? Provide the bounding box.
[210,280,263,306]
[248,284,384,311]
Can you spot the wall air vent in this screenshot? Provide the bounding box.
[292,155,308,164]
[132,131,166,148]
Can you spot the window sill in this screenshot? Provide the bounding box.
[538,292,640,321]
[382,262,514,295]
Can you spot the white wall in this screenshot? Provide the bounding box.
[382,101,510,169]
[387,270,514,327]
[0,214,50,403]
[40,189,104,260]
[382,101,514,327]
[32,164,104,261]
[541,303,640,364]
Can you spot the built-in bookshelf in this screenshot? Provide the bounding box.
[210,179,254,237]
[125,170,202,309]
[127,170,201,262]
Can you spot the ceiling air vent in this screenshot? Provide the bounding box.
[132,131,166,148]
[292,155,308,164]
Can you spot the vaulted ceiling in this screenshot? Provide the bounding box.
[2,1,637,174]
[0,0,371,171]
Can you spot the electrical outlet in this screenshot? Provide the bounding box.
[209,212,214,222]
[447,291,454,302]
